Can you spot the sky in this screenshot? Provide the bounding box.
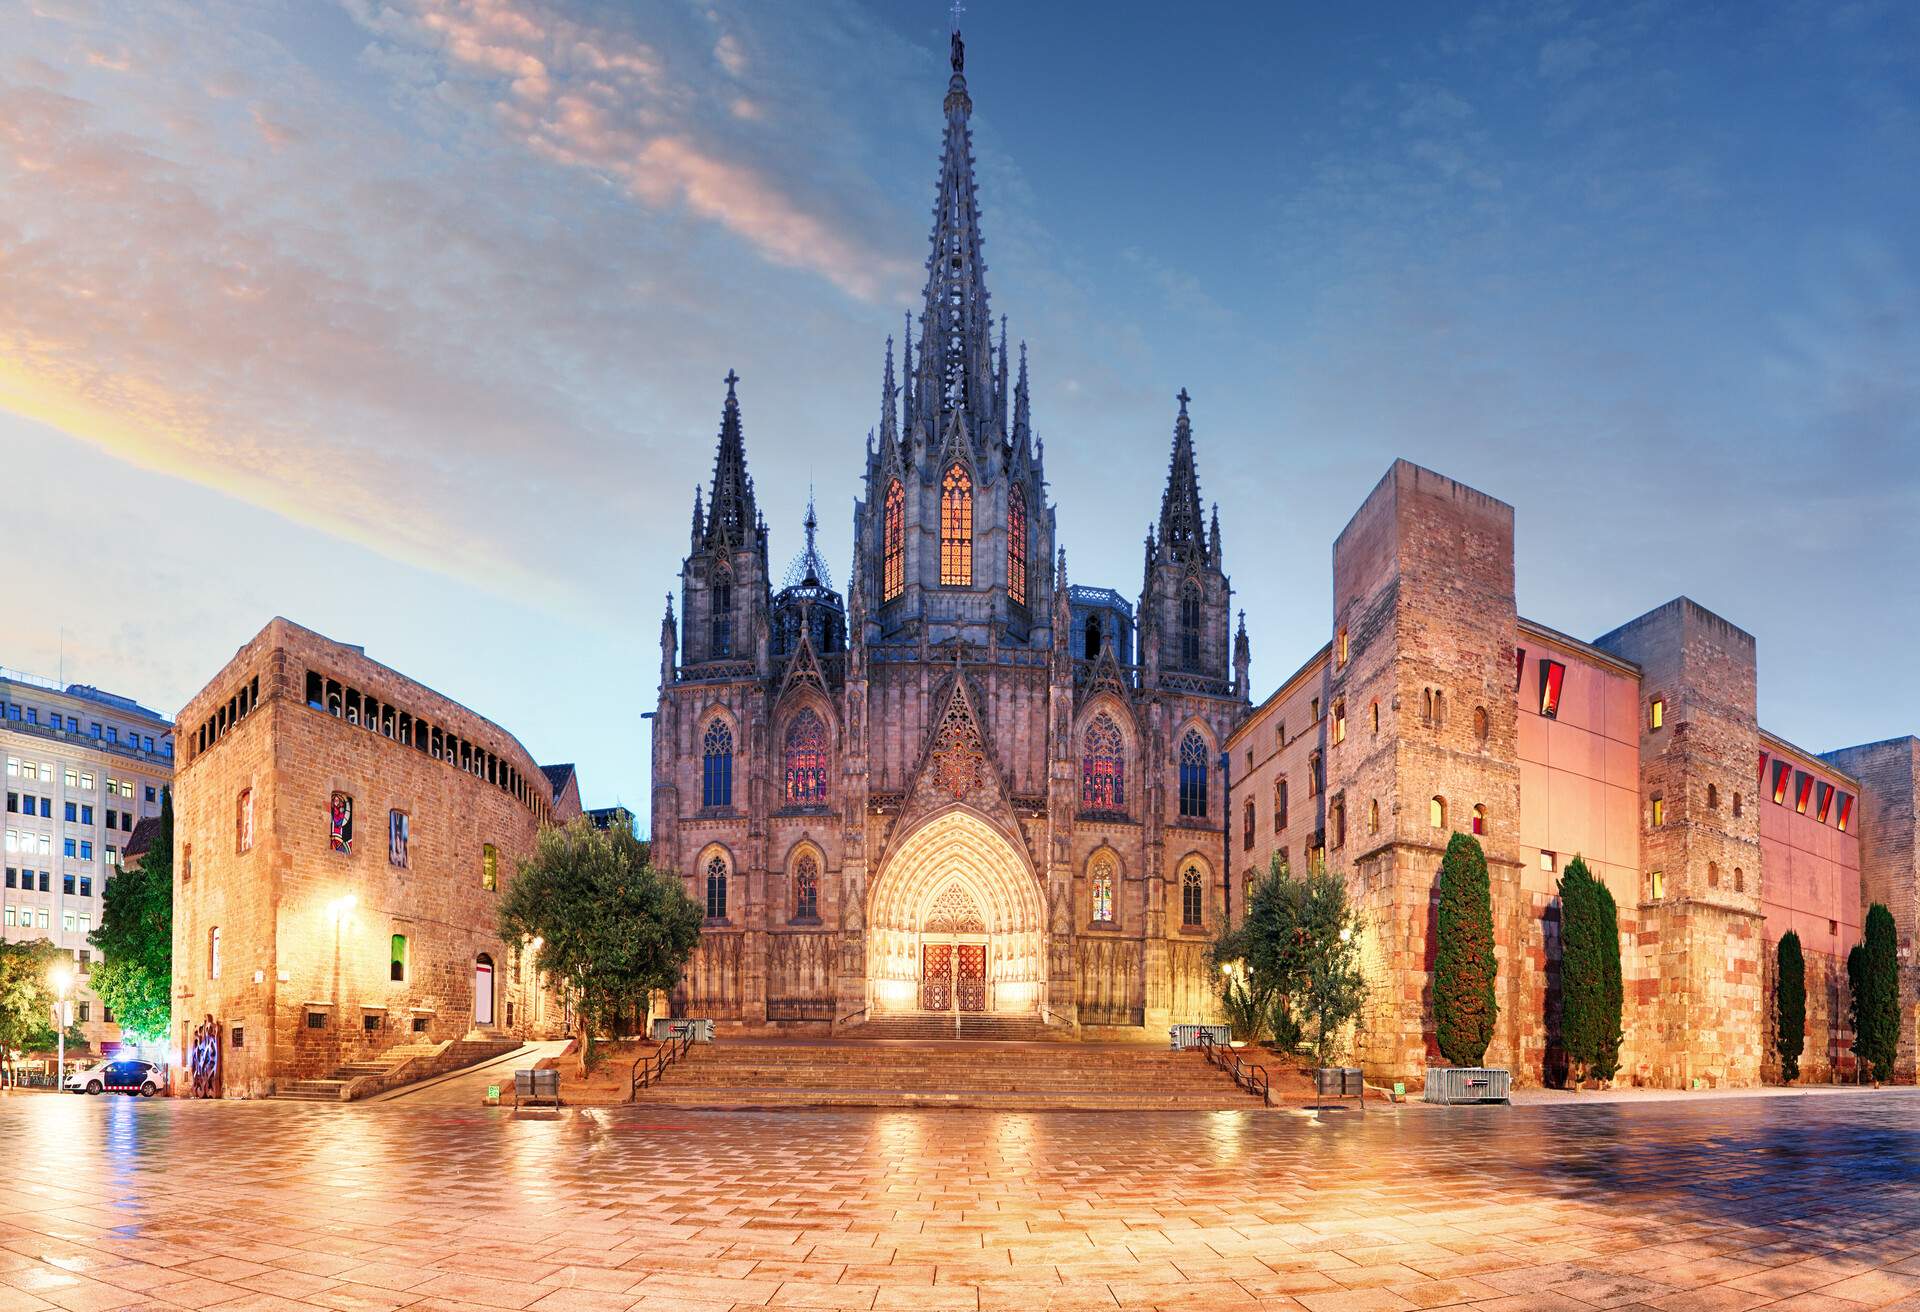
[3,0,1916,817]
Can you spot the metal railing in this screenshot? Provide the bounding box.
[836,1006,868,1027]
[629,1027,696,1101]
[1197,1031,1271,1106]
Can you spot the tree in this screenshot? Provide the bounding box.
[90,790,174,1042]
[1208,922,1272,1043]
[1557,856,1622,1084]
[1434,831,1498,1067]
[498,820,702,1076]
[1232,856,1366,1066]
[1856,903,1901,1084]
[1775,931,1805,1083]
[0,940,87,1080]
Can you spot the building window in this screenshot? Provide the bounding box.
[1651,796,1665,827]
[1335,627,1349,669]
[1332,700,1346,745]
[1649,870,1664,901]
[235,788,253,853]
[1650,697,1665,730]
[1707,783,1719,811]
[1180,584,1202,670]
[1430,796,1446,830]
[1708,861,1720,888]
[1794,770,1813,815]
[705,855,728,920]
[390,934,408,982]
[1367,799,1380,834]
[709,565,733,659]
[1084,615,1103,660]
[1308,750,1322,798]
[1243,798,1255,850]
[1311,697,1321,723]
[1539,659,1567,719]
[329,792,354,854]
[1081,714,1126,812]
[793,854,819,921]
[1274,778,1288,831]
[883,479,905,602]
[306,1011,327,1030]
[209,926,221,980]
[1472,804,1487,836]
[1735,868,1746,893]
[1177,730,1208,818]
[1181,865,1203,928]
[1540,850,1556,872]
[1090,857,1115,924]
[1836,793,1853,832]
[1733,792,1743,818]
[1473,706,1488,742]
[1372,701,1381,734]
[702,719,734,808]
[1772,760,1791,805]
[1329,796,1346,849]
[1815,782,1834,823]
[1007,484,1028,605]
[783,709,830,806]
[940,463,974,586]
[482,843,498,891]
[387,810,409,867]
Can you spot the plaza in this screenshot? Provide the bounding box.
[3,1091,1919,1311]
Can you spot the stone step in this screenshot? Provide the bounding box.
[635,1087,1256,1110]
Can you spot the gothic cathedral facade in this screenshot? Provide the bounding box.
[651,31,1251,1036]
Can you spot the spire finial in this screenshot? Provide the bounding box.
[725,367,740,395]
[1177,386,1191,414]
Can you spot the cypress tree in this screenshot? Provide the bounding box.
[1858,903,1901,1084]
[1775,930,1805,1083]
[1434,832,1498,1067]
[1557,857,1622,1083]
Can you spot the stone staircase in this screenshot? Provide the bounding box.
[851,1013,1067,1042]
[272,1035,519,1102]
[633,1037,1266,1110]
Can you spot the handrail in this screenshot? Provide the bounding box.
[837,1005,868,1027]
[629,1028,695,1101]
[1197,1032,1271,1107]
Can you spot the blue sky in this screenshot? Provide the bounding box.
[3,0,1916,814]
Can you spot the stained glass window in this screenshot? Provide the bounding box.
[1081,713,1125,811]
[793,854,819,921]
[702,719,733,808]
[940,463,973,586]
[388,810,409,868]
[1178,730,1208,818]
[783,709,829,805]
[883,479,905,602]
[1181,865,1203,927]
[1007,484,1028,605]
[1090,857,1114,923]
[329,790,353,854]
[705,855,728,920]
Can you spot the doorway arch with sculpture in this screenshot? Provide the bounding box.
[865,808,1046,1016]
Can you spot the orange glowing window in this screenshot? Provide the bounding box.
[1538,659,1566,720]
[1651,796,1665,827]
[1794,771,1814,815]
[1815,782,1834,823]
[882,480,905,602]
[1007,484,1028,605]
[1513,646,1527,692]
[1772,761,1792,805]
[1837,792,1854,832]
[1649,698,1664,730]
[940,464,973,586]
[1332,700,1346,744]
[1336,627,1349,669]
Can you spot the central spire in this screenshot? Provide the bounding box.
[910,24,995,447]
[1156,388,1207,566]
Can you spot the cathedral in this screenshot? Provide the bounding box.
[651,29,1250,1036]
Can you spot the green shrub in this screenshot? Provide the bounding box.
[1434,832,1498,1067]
[1857,904,1901,1083]
[1775,931,1805,1083]
[1558,856,1622,1083]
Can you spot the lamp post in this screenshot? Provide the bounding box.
[49,963,74,1090]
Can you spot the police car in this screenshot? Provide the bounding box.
[64,1059,162,1096]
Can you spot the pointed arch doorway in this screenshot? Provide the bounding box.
[866,809,1045,1017]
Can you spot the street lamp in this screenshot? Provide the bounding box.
[48,964,73,1090]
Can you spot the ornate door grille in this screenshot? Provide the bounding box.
[921,943,953,1011]
[956,943,987,1012]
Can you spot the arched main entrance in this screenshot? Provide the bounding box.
[866,809,1046,1016]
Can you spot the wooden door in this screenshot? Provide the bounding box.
[956,944,986,1012]
[921,943,953,1010]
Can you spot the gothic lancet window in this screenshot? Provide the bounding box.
[940,464,973,586]
[705,855,728,920]
[783,709,829,806]
[1180,584,1202,670]
[1178,729,1208,818]
[711,564,734,659]
[1081,713,1126,812]
[792,853,819,921]
[1007,484,1028,605]
[883,480,905,602]
[702,719,733,808]
[1181,865,1204,928]
[1090,856,1115,924]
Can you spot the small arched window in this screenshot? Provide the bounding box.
[792,853,819,921]
[390,934,408,983]
[1090,856,1115,923]
[1243,798,1256,849]
[1733,867,1745,893]
[1008,483,1028,605]
[711,564,734,658]
[1733,792,1743,818]
[705,855,728,920]
[1274,777,1288,831]
[1181,865,1203,928]
[1422,689,1434,726]
[1081,713,1126,812]
[702,719,733,808]
[1708,861,1721,888]
[1473,706,1488,742]
[1180,584,1202,669]
[1177,730,1208,818]
[1707,783,1719,810]
[783,709,829,805]
[1472,803,1487,836]
[940,463,973,586]
[882,479,905,602]
[1368,799,1380,834]
[1430,796,1446,830]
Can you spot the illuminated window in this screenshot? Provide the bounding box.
[1007,484,1028,605]
[940,464,973,586]
[1329,796,1346,849]
[1336,627,1349,668]
[1181,865,1203,928]
[1649,870,1665,901]
[1274,778,1288,831]
[1794,770,1813,815]
[1837,793,1854,832]
[783,709,829,806]
[882,480,905,602]
[1332,700,1346,744]
[1513,646,1527,691]
[1539,660,1567,719]
[482,843,498,891]
[1651,796,1665,827]
[1772,760,1791,805]
[1177,730,1208,818]
[1649,697,1665,730]
[1081,714,1126,812]
[1815,781,1834,823]
[702,719,734,808]
[1472,803,1487,836]
[388,810,409,868]
[1540,850,1556,872]
[329,791,353,854]
[235,788,253,854]
[1091,856,1115,923]
[792,854,819,921]
[705,855,728,920]
[1308,750,1322,797]
[1430,796,1446,830]
[390,934,408,982]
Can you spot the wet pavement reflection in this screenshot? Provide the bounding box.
[3,1090,1919,1310]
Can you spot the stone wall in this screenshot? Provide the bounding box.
[1822,736,1919,1083]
